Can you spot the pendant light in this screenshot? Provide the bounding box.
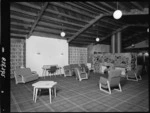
[96,25,100,42]
[113,2,122,19]
[144,52,149,56]
[60,24,66,37]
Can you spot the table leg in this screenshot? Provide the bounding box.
[42,69,45,79]
[33,87,35,101]
[49,88,51,104]
[35,88,38,103]
[54,86,56,97]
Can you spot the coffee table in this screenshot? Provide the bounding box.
[32,81,57,103]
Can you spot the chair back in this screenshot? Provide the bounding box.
[15,68,32,76]
[49,66,57,74]
[63,65,71,70]
[42,65,51,69]
[80,64,88,73]
[108,70,121,87]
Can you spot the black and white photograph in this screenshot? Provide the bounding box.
[0,1,149,112]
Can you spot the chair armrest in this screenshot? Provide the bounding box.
[126,70,135,75]
[99,76,107,84]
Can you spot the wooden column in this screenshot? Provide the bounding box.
[116,32,122,53]
[111,34,115,53]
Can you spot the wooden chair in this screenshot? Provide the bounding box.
[126,65,143,81]
[99,70,122,94]
[74,68,88,81]
[48,66,58,77]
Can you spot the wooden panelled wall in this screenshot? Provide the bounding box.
[10,39,25,78]
[69,46,87,64]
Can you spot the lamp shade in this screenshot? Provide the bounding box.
[60,31,66,37]
[96,37,100,42]
[144,52,149,56]
[113,10,122,19]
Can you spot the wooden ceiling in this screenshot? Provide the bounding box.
[10,2,149,49]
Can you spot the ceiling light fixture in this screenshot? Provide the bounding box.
[96,37,100,42]
[131,44,135,48]
[144,52,149,56]
[113,2,122,19]
[60,24,66,37]
[147,28,149,32]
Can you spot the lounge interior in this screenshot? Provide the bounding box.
[9,2,149,112]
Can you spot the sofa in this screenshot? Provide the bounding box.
[14,68,39,84]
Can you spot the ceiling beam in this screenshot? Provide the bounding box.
[74,38,95,42]
[99,23,148,44]
[86,2,111,14]
[11,22,31,28]
[70,41,91,44]
[38,21,78,32]
[122,8,148,15]
[130,2,144,11]
[100,19,123,27]
[11,15,34,22]
[35,26,74,35]
[49,2,94,19]
[124,31,147,42]
[128,23,149,27]
[99,25,129,42]
[68,14,104,42]
[88,27,109,34]
[17,2,41,10]
[32,31,67,40]
[42,15,84,28]
[11,33,27,37]
[104,7,148,17]
[96,23,118,30]
[11,27,29,33]
[10,7,37,16]
[77,2,106,14]
[100,2,115,10]
[66,2,98,15]
[27,2,49,38]
[46,6,89,24]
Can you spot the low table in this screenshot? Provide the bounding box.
[32,81,57,104]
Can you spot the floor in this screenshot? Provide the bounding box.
[11,72,149,112]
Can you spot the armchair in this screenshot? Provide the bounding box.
[99,70,122,94]
[63,65,72,77]
[74,68,88,81]
[14,68,39,84]
[126,65,143,81]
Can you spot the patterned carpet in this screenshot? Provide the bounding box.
[11,72,149,112]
